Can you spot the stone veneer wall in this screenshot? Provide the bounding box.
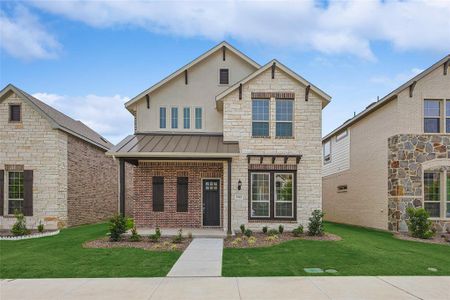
[0,92,68,229]
[134,161,224,228]
[388,134,450,232]
[222,66,323,231]
[67,135,119,227]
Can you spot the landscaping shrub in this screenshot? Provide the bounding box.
[278,225,284,234]
[240,224,246,234]
[267,229,278,236]
[37,221,44,233]
[149,227,161,242]
[109,214,127,241]
[292,225,304,237]
[172,229,183,243]
[406,207,434,239]
[244,229,253,237]
[307,209,324,236]
[125,218,134,230]
[11,210,30,236]
[129,226,141,242]
[262,226,268,234]
[248,236,257,246]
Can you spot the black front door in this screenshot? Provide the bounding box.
[203,179,220,226]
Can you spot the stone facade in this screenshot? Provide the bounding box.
[223,66,323,231]
[388,134,450,232]
[134,161,224,228]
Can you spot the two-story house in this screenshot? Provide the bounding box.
[322,55,450,233]
[108,42,331,234]
[0,84,131,229]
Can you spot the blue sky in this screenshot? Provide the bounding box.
[1,1,449,144]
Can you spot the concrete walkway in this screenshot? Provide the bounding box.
[167,238,223,277]
[1,276,449,300]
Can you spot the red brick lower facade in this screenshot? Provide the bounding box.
[134,161,224,228]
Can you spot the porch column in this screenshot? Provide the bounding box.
[227,158,232,235]
[119,158,125,217]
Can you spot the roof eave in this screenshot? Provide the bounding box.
[106,152,240,158]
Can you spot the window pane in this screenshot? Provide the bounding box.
[8,200,23,215]
[424,171,440,217]
[183,107,190,129]
[252,99,269,121]
[10,105,21,122]
[195,108,202,129]
[252,122,269,137]
[424,100,440,117]
[276,123,292,137]
[424,203,440,218]
[159,107,166,128]
[276,203,292,218]
[446,100,450,117]
[251,173,270,217]
[8,172,24,199]
[447,118,450,133]
[219,69,229,84]
[424,118,439,133]
[275,174,293,217]
[252,202,269,217]
[323,141,331,157]
[276,100,293,121]
[171,107,178,128]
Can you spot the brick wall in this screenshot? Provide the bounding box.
[67,135,118,226]
[134,161,223,228]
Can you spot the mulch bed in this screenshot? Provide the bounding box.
[0,229,55,238]
[83,237,192,252]
[224,232,341,248]
[394,232,450,245]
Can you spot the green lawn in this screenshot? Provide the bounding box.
[222,222,450,276]
[0,223,180,278]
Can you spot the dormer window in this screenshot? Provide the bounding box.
[9,104,21,122]
[219,68,229,85]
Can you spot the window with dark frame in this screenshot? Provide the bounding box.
[424,100,440,133]
[252,99,269,137]
[219,68,229,85]
[9,104,21,122]
[275,99,293,137]
[8,171,24,214]
[177,177,188,212]
[152,176,164,211]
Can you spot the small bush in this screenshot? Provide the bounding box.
[170,244,178,251]
[244,229,253,237]
[265,235,278,242]
[172,229,184,243]
[262,226,268,234]
[125,218,134,230]
[267,229,279,236]
[129,226,141,242]
[248,236,257,246]
[37,221,44,233]
[11,211,30,236]
[292,225,304,237]
[308,209,325,236]
[149,227,161,242]
[240,224,246,234]
[109,214,127,242]
[278,225,284,234]
[406,207,434,239]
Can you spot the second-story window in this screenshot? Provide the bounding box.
[159,107,166,129]
[9,104,21,122]
[252,99,269,137]
[195,107,202,129]
[424,99,440,133]
[183,107,190,129]
[323,140,331,164]
[171,107,178,129]
[446,100,450,133]
[275,99,293,137]
[219,68,229,85]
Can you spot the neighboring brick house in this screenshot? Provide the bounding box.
[322,55,450,232]
[0,84,124,229]
[108,42,331,234]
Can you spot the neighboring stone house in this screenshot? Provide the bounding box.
[0,84,123,229]
[108,42,331,234]
[322,55,450,232]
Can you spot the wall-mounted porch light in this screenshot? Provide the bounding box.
[238,180,242,190]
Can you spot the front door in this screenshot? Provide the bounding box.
[203,179,220,226]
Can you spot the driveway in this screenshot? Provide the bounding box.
[1,276,449,300]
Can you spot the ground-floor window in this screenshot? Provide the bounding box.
[424,169,450,218]
[8,171,24,214]
[249,171,296,220]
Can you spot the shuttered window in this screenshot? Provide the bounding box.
[177,177,188,212]
[9,105,21,122]
[152,176,164,211]
[0,170,4,216]
[219,68,229,85]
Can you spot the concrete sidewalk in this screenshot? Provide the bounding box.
[1,276,449,300]
[167,238,223,277]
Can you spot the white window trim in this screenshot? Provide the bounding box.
[336,129,348,142]
[323,140,331,164]
[171,107,179,129]
[159,106,167,129]
[252,99,270,137]
[5,171,24,215]
[423,169,450,220]
[274,173,294,218]
[194,107,203,130]
[275,99,294,138]
[250,172,270,218]
[183,107,191,129]
[423,99,444,133]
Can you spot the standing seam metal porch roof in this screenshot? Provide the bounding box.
[107,133,240,158]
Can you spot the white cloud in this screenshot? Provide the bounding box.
[369,67,425,87]
[0,5,61,60]
[33,92,132,144]
[28,0,450,60]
